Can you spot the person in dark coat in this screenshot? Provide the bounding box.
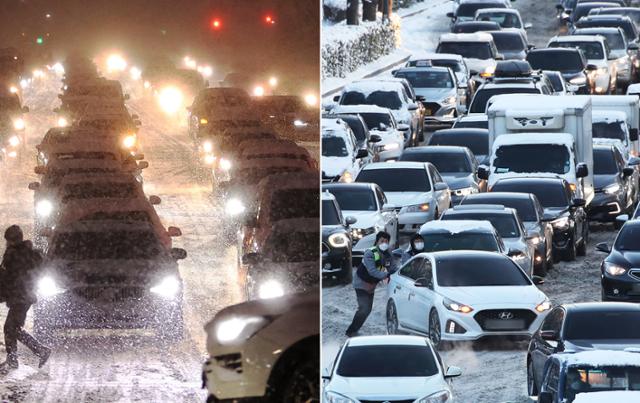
[0,225,50,372]
[392,233,425,265]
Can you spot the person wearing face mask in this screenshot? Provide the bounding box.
[346,231,398,337]
[393,233,425,265]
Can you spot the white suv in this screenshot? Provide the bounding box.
[321,118,366,183]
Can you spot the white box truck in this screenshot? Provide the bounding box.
[484,94,594,205]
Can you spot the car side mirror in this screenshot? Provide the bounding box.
[434,182,449,191]
[446,12,455,19]
[34,166,46,175]
[22,106,29,113]
[444,366,462,378]
[540,330,558,341]
[414,277,432,288]
[416,95,425,102]
[532,275,545,285]
[623,167,634,177]
[495,54,505,61]
[629,43,640,51]
[356,148,368,159]
[333,95,340,102]
[555,4,563,11]
[408,103,419,111]
[576,163,588,178]
[391,69,399,75]
[345,216,357,226]
[586,64,598,71]
[397,123,410,132]
[528,44,536,50]
[167,226,182,237]
[524,23,533,30]
[242,252,263,266]
[630,128,639,142]
[137,161,149,169]
[477,165,489,180]
[538,391,553,403]
[149,195,162,205]
[382,203,396,211]
[369,134,382,143]
[595,242,611,253]
[28,182,40,191]
[572,198,586,208]
[171,247,187,260]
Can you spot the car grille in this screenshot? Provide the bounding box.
[630,269,640,281]
[72,286,145,302]
[422,102,441,116]
[474,309,537,331]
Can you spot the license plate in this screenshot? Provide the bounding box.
[484,319,525,330]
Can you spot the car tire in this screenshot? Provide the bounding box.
[428,309,442,349]
[386,299,400,335]
[340,259,353,284]
[279,358,320,403]
[563,234,577,261]
[577,225,588,257]
[527,358,538,396]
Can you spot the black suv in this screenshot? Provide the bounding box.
[526,48,596,94]
[596,219,640,302]
[322,191,355,283]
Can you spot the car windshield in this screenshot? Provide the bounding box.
[614,224,640,250]
[438,42,493,60]
[470,88,540,113]
[394,70,454,88]
[336,345,438,377]
[564,366,640,399]
[477,12,522,28]
[400,151,472,173]
[356,168,431,192]
[269,189,319,222]
[494,144,571,175]
[463,197,538,221]
[593,121,626,142]
[441,212,520,238]
[322,199,341,225]
[359,112,393,131]
[326,187,377,211]
[578,30,626,50]
[527,51,584,72]
[550,41,605,60]
[577,19,637,42]
[429,133,488,156]
[457,3,506,18]
[564,310,640,339]
[322,136,349,157]
[341,90,402,110]
[594,148,619,175]
[435,255,530,286]
[593,9,640,25]
[267,231,318,263]
[62,183,136,201]
[52,230,161,259]
[493,181,570,208]
[491,32,527,52]
[421,232,500,252]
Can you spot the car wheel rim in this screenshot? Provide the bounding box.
[387,303,398,334]
[429,311,440,345]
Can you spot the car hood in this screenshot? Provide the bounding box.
[565,339,640,352]
[328,375,446,399]
[610,250,640,267]
[594,174,618,191]
[439,285,544,306]
[343,210,379,229]
[502,237,528,253]
[414,87,455,102]
[542,207,570,221]
[386,192,432,208]
[322,156,352,177]
[465,59,495,75]
[440,172,475,189]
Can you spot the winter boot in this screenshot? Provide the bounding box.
[38,346,51,368]
[0,354,19,374]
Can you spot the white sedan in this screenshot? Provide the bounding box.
[386,250,550,348]
[323,335,461,403]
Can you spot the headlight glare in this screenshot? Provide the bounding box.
[36,200,54,217]
[404,203,430,213]
[219,158,232,171]
[604,183,621,195]
[258,279,285,299]
[351,226,375,240]
[150,276,181,298]
[604,262,627,276]
[443,297,473,313]
[551,216,570,230]
[13,118,25,130]
[225,197,245,216]
[8,136,20,147]
[215,316,270,344]
[535,299,552,312]
[328,232,349,248]
[37,276,64,298]
[202,141,213,153]
[122,134,136,149]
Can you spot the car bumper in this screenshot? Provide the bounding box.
[601,274,640,302]
[437,305,545,341]
[322,245,351,276]
[588,193,624,221]
[593,74,611,93]
[397,210,434,233]
[551,227,573,251]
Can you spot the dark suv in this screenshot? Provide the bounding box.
[526,48,596,94]
[322,192,355,283]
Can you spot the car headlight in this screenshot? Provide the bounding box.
[202,140,213,153]
[324,391,357,403]
[37,276,64,298]
[480,65,496,78]
[204,154,216,165]
[36,200,54,217]
[219,158,232,171]
[157,86,183,114]
[383,143,400,151]
[604,262,627,276]
[443,297,473,313]
[257,279,285,299]
[215,316,272,344]
[528,235,541,245]
[122,134,136,149]
[403,203,430,213]
[293,119,308,127]
[618,56,629,65]
[57,117,68,127]
[535,298,552,313]
[417,390,452,403]
[551,216,570,230]
[351,226,376,240]
[604,183,621,195]
[13,118,25,130]
[200,118,208,125]
[340,170,353,183]
[453,186,477,197]
[225,197,245,216]
[150,275,181,298]
[570,76,586,85]
[8,135,20,147]
[328,232,349,248]
[441,96,456,105]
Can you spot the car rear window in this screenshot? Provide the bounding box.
[565,311,640,339]
[356,168,431,192]
[337,345,438,377]
[435,255,530,286]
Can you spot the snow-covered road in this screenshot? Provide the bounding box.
[321,1,618,402]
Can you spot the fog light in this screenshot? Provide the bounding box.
[614,288,620,295]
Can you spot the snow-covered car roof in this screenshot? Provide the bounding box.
[475,7,520,15]
[592,110,627,122]
[346,334,431,347]
[343,79,405,95]
[556,349,640,367]
[408,52,465,62]
[492,132,575,148]
[573,391,640,403]
[487,93,591,112]
[549,34,606,44]
[322,117,350,132]
[360,161,428,171]
[420,219,496,234]
[331,105,392,115]
[439,32,494,43]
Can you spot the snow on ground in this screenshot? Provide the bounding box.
[0,70,247,401]
[322,1,616,402]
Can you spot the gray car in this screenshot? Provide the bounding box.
[399,145,481,205]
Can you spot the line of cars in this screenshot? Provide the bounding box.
[28,55,188,342]
[0,47,29,164]
[322,1,640,401]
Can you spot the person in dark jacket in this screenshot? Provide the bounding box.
[393,233,425,265]
[0,225,50,372]
[346,231,398,337]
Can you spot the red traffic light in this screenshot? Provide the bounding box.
[265,15,275,25]
[210,18,221,30]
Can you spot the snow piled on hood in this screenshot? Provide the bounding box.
[574,391,640,403]
[420,219,495,234]
[343,80,405,97]
[562,349,640,367]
